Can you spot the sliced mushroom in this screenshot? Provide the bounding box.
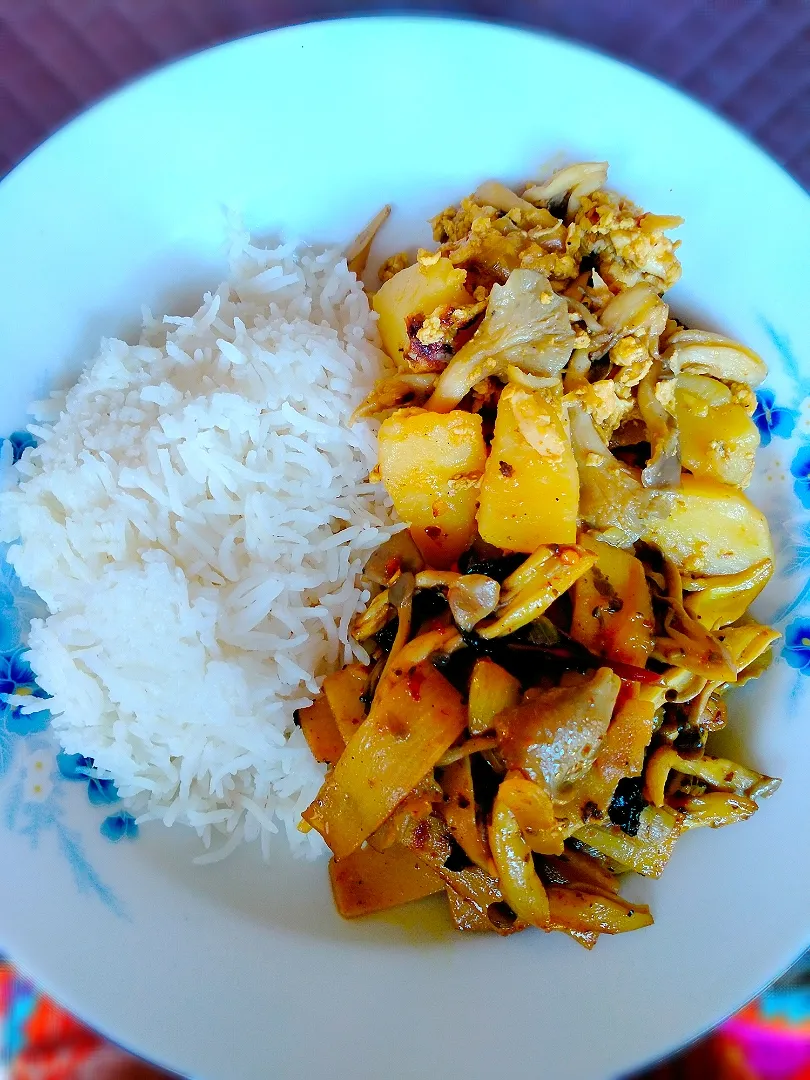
[663,329,767,387]
[523,162,609,214]
[364,531,425,586]
[426,269,576,413]
[447,573,501,632]
[474,181,555,228]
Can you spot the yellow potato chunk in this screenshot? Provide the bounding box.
[468,658,521,735]
[372,257,473,367]
[477,384,579,551]
[673,375,760,487]
[377,407,486,568]
[644,473,773,576]
[571,535,654,667]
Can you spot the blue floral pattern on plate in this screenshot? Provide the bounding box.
[783,619,810,674]
[754,322,810,682]
[101,811,140,843]
[753,388,798,447]
[790,447,810,511]
[0,544,128,917]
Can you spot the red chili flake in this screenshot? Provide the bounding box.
[411,819,429,850]
[384,556,401,579]
[609,660,664,685]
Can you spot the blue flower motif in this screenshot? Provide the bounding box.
[783,618,810,674]
[88,776,120,806]
[3,701,50,737]
[753,389,798,447]
[0,648,50,737]
[1,430,37,464]
[0,648,40,698]
[57,751,93,780]
[101,811,139,842]
[56,751,121,806]
[0,553,49,653]
[791,446,810,510]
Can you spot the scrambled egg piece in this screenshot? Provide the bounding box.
[728,382,758,415]
[431,185,681,299]
[610,335,653,390]
[565,379,635,441]
[432,197,498,243]
[518,222,582,283]
[654,378,678,413]
[435,198,583,287]
[571,192,682,292]
[379,251,412,283]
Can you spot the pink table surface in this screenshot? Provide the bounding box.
[0,1,808,187]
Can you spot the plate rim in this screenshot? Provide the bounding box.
[0,15,809,1080]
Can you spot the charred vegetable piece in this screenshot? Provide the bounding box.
[329,844,442,918]
[570,535,654,667]
[373,257,473,368]
[607,776,647,836]
[377,407,486,568]
[478,383,579,551]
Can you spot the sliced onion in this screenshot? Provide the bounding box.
[637,360,681,489]
[364,532,425,586]
[346,205,391,277]
[599,283,668,339]
[448,574,500,632]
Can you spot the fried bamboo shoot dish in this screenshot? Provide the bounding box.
[300,162,779,946]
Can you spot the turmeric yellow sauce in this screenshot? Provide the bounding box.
[298,162,780,945]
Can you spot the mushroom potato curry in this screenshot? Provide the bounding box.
[300,162,779,945]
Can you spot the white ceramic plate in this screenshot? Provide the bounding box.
[1,17,809,1080]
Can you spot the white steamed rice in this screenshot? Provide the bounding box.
[0,228,400,860]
